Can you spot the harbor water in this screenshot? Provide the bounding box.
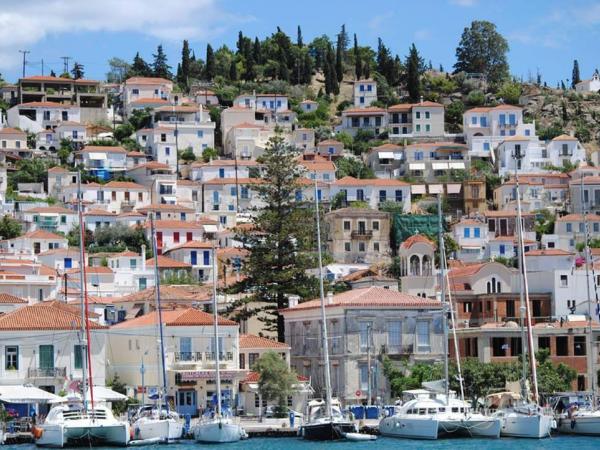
[4,437,600,450]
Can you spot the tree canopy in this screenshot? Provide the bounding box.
[253,351,298,415]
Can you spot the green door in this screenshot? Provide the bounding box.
[39,345,54,370]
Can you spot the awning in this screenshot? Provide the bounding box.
[461,245,482,249]
[429,184,444,194]
[393,153,403,160]
[0,385,61,403]
[409,163,425,171]
[432,162,449,170]
[449,162,466,170]
[87,386,128,402]
[379,152,395,159]
[447,184,462,194]
[203,224,219,233]
[411,185,426,194]
[88,152,107,160]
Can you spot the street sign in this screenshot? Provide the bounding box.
[355,390,362,397]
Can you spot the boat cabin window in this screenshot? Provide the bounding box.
[460,407,465,413]
[452,407,459,412]
[428,408,437,414]
[406,409,414,414]
[418,408,426,415]
[438,407,446,412]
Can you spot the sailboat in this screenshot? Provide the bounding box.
[487,152,553,438]
[379,195,501,439]
[35,173,130,447]
[551,176,600,435]
[193,239,247,443]
[300,177,356,441]
[130,215,183,444]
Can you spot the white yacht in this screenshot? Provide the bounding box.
[35,397,129,447]
[300,399,356,440]
[486,392,553,438]
[551,392,600,435]
[131,405,183,443]
[379,389,500,439]
[193,237,246,443]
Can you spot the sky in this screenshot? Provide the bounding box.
[0,0,599,85]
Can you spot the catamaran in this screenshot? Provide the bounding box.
[379,195,500,440]
[35,173,130,447]
[193,239,247,443]
[300,177,356,441]
[486,148,553,438]
[130,215,183,444]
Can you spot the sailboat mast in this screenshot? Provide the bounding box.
[314,176,333,419]
[437,195,450,404]
[211,238,223,416]
[580,176,596,405]
[150,214,168,411]
[76,172,95,415]
[514,151,539,402]
[515,164,528,401]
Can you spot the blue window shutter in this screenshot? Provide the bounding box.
[474,228,480,238]
[500,244,505,255]
[203,251,210,265]
[64,258,72,269]
[191,251,197,265]
[464,228,470,238]
[213,191,219,203]
[219,168,225,178]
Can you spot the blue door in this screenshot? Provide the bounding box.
[177,390,197,417]
[64,258,72,269]
[190,251,197,265]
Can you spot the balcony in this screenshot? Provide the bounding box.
[27,367,67,378]
[204,352,233,362]
[351,230,373,239]
[174,351,203,363]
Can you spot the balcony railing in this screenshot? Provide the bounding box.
[204,352,234,361]
[174,351,203,362]
[27,367,67,378]
[351,230,373,239]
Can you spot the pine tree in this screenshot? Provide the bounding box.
[179,40,191,87]
[71,62,84,80]
[129,52,152,77]
[302,51,313,84]
[152,44,172,79]
[50,70,56,77]
[561,80,566,90]
[205,44,215,80]
[406,43,423,102]
[231,136,319,341]
[353,34,362,80]
[297,25,303,47]
[572,59,581,88]
[335,34,344,83]
[439,64,444,72]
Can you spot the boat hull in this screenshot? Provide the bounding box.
[133,417,183,442]
[379,416,439,439]
[438,417,501,438]
[301,420,356,441]
[194,420,245,443]
[36,421,130,447]
[557,415,600,435]
[500,413,553,438]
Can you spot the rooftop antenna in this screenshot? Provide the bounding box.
[60,56,71,75]
[18,50,30,78]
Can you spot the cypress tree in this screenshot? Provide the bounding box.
[297,25,303,47]
[325,45,339,95]
[229,59,238,81]
[205,44,215,80]
[179,40,191,87]
[406,43,423,102]
[253,38,262,65]
[302,51,312,84]
[572,59,581,88]
[353,34,362,80]
[237,31,244,54]
[336,35,344,83]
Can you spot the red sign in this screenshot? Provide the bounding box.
[355,390,362,397]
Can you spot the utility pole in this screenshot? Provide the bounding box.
[60,56,71,75]
[367,323,372,406]
[41,59,44,76]
[18,50,30,78]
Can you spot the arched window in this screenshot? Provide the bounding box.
[497,281,501,293]
[491,277,497,293]
[422,255,432,276]
[487,281,491,294]
[410,255,420,276]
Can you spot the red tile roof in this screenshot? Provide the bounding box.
[333,176,408,186]
[525,249,574,256]
[552,134,577,141]
[281,287,439,312]
[557,214,600,222]
[0,293,27,304]
[400,234,435,249]
[130,98,170,105]
[21,230,66,240]
[80,145,127,154]
[164,240,213,252]
[143,220,205,229]
[146,255,191,269]
[26,206,74,214]
[130,161,172,171]
[19,101,72,108]
[239,334,289,349]
[317,139,342,146]
[104,181,146,190]
[0,128,26,135]
[125,77,173,85]
[342,107,386,115]
[110,285,209,304]
[0,301,106,330]
[112,307,235,329]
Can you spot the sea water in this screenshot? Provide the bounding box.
[4,437,600,450]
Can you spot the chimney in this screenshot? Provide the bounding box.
[419,96,424,104]
[141,245,146,271]
[288,295,299,308]
[327,291,334,305]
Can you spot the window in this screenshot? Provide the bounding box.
[358,242,365,252]
[359,321,372,350]
[379,190,387,202]
[359,363,369,390]
[538,337,550,350]
[343,220,351,231]
[356,189,364,201]
[39,345,54,369]
[132,88,139,95]
[425,124,431,132]
[173,232,180,243]
[579,222,585,233]
[463,228,470,238]
[574,336,586,356]
[414,151,423,161]
[499,114,506,125]
[492,337,507,357]
[367,84,372,92]
[416,321,430,353]
[161,133,167,142]
[248,353,259,368]
[197,130,204,138]
[374,242,379,251]
[415,111,421,119]
[474,228,480,238]
[525,129,530,136]
[471,116,477,125]
[5,346,18,370]
[74,345,84,369]
[499,244,506,255]
[239,353,246,369]
[61,215,67,224]
[483,142,490,151]
[344,242,351,252]
[359,96,365,104]
[43,111,50,120]
[594,223,599,233]
[566,223,572,232]
[395,190,403,202]
[388,321,402,347]
[506,300,515,318]
[560,275,568,287]
[241,186,249,199]
[372,221,379,231]
[463,302,472,313]
[556,336,568,356]
[416,124,421,132]
[165,147,170,156]
[425,111,430,119]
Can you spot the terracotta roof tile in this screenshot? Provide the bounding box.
[146,255,191,268]
[525,249,574,256]
[0,293,27,304]
[19,101,72,108]
[21,230,66,240]
[125,77,173,85]
[0,301,106,330]
[164,240,213,253]
[80,145,127,154]
[111,307,235,329]
[239,334,289,349]
[400,234,435,249]
[143,220,205,229]
[557,214,600,222]
[0,128,26,135]
[110,285,209,304]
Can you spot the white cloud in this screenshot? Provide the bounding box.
[0,0,250,70]
[414,29,432,41]
[367,12,394,31]
[450,0,477,6]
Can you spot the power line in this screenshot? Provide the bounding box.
[18,50,30,78]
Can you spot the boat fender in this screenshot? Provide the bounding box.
[219,422,223,429]
[32,426,43,439]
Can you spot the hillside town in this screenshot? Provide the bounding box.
[1,15,600,444]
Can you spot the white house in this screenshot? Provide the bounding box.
[0,127,27,157]
[21,206,77,235]
[76,145,127,181]
[189,159,259,183]
[339,107,387,137]
[0,301,107,395]
[144,220,207,254]
[163,241,214,282]
[330,176,411,212]
[353,80,377,108]
[575,70,600,93]
[202,178,264,228]
[37,122,86,151]
[0,259,58,302]
[452,218,489,262]
[7,102,80,133]
[62,181,150,214]
[570,175,600,215]
[299,99,318,113]
[122,77,173,117]
[107,250,155,295]
[554,213,600,251]
[387,101,445,139]
[0,230,67,256]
